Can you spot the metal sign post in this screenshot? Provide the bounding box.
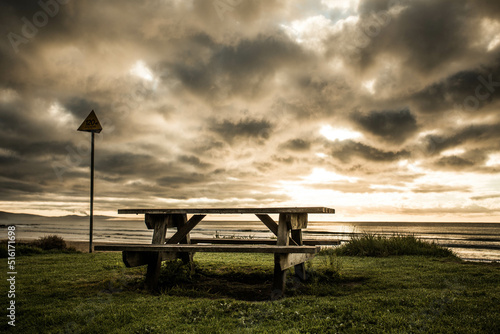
[77,110,103,253]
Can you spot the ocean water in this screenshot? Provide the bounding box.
[3,216,499,262]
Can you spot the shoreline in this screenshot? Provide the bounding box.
[6,238,499,262]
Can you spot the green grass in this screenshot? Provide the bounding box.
[333,233,457,257]
[1,251,498,333]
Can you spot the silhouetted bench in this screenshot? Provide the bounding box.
[95,207,335,298]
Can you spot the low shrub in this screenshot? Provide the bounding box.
[32,235,67,250]
[0,236,78,257]
[334,233,457,258]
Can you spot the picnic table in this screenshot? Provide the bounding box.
[95,207,335,298]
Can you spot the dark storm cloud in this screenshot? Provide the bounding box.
[157,173,206,188]
[95,152,165,178]
[172,32,311,101]
[420,123,500,156]
[178,155,211,169]
[348,0,473,73]
[63,98,102,119]
[410,63,500,114]
[8,140,72,158]
[350,108,418,144]
[210,118,273,143]
[0,179,44,194]
[434,156,475,169]
[280,138,311,151]
[474,0,500,18]
[328,140,410,163]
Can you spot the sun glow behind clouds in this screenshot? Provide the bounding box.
[130,60,154,81]
[486,153,500,166]
[362,79,376,94]
[321,0,359,11]
[441,148,465,156]
[303,167,358,183]
[320,125,362,141]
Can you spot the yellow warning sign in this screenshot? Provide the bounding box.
[77,110,102,133]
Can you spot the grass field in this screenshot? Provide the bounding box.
[1,246,499,333]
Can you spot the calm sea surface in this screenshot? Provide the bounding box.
[4,216,499,262]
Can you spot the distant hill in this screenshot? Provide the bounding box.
[0,211,112,222]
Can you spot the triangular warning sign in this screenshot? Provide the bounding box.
[77,110,102,133]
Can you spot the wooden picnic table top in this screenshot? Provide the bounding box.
[118,207,335,214]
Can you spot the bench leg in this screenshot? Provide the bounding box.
[272,255,287,299]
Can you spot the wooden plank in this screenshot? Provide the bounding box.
[290,213,308,229]
[145,213,174,229]
[190,238,340,245]
[280,253,316,270]
[166,215,206,244]
[95,244,320,253]
[119,207,335,215]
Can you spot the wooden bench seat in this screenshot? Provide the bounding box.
[95,243,321,253]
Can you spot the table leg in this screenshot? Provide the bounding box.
[272,213,290,299]
[145,215,170,290]
[173,214,194,274]
[291,229,307,281]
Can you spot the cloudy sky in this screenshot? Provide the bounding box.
[1,0,500,221]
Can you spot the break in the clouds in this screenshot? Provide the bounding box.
[1,0,500,220]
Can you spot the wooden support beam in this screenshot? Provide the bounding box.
[279,253,316,270]
[256,214,298,246]
[166,215,206,245]
[256,214,278,235]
